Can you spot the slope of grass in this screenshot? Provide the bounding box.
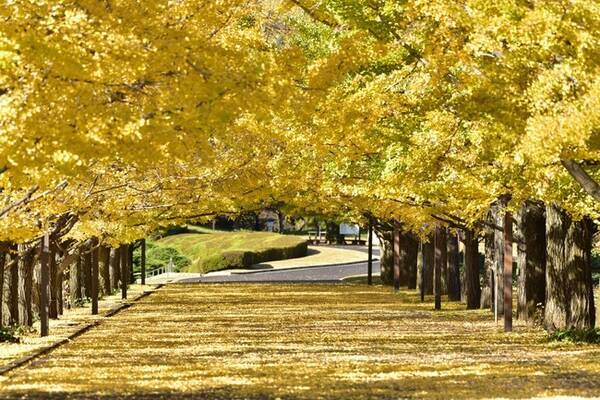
[155,231,308,273]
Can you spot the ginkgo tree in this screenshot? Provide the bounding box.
[1,0,600,336]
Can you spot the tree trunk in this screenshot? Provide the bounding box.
[463,229,481,309]
[544,204,595,331]
[417,243,424,301]
[8,245,19,325]
[393,224,401,291]
[120,245,128,299]
[83,245,92,298]
[91,239,99,315]
[420,239,434,295]
[140,239,146,286]
[376,229,394,285]
[110,247,121,290]
[70,254,84,306]
[492,202,505,315]
[481,215,495,309]
[58,269,64,315]
[439,227,448,295]
[99,245,111,295]
[0,249,5,328]
[326,222,342,244]
[49,241,59,319]
[434,227,445,310]
[402,232,419,290]
[516,201,546,323]
[18,247,35,326]
[447,231,461,301]
[128,244,135,284]
[40,234,50,336]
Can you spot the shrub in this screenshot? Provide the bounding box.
[548,328,600,344]
[0,327,20,343]
[200,240,308,273]
[133,242,191,273]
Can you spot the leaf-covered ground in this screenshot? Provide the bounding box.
[2,284,600,399]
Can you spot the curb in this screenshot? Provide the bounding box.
[227,258,380,276]
[0,284,163,376]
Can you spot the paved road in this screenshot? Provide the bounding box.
[179,261,380,283]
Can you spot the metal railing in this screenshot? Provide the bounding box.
[133,257,176,281]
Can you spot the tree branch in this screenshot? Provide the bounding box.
[561,159,600,202]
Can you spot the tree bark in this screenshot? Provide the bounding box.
[70,253,84,306]
[402,232,419,290]
[515,201,546,323]
[83,245,92,298]
[110,247,121,290]
[463,229,481,309]
[561,159,600,202]
[492,202,505,315]
[91,239,99,315]
[120,245,128,299]
[58,269,64,315]
[326,222,342,244]
[439,227,448,295]
[40,234,50,336]
[49,241,59,319]
[99,245,111,295]
[504,213,513,332]
[434,226,445,310]
[481,213,495,310]
[18,246,35,326]
[544,204,595,331]
[140,239,146,286]
[393,224,401,291]
[417,242,424,301]
[447,232,461,301]
[420,239,434,295]
[128,244,135,284]
[8,245,19,325]
[376,229,394,285]
[0,249,5,328]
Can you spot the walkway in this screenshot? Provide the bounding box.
[2,284,600,399]
[188,261,378,283]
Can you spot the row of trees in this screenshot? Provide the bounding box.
[0,0,599,334]
[0,231,141,335]
[375,200,595,331]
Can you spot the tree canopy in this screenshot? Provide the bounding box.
[1,0,599,244]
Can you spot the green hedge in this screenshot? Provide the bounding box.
[201,241,308,272]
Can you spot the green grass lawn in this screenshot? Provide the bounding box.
[155,231,308,273]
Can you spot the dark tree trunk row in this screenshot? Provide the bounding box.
[1,237,132,334]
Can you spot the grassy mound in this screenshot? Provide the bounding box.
[155,231,308,273]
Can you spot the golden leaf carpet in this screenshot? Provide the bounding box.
[1,283,600,399]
